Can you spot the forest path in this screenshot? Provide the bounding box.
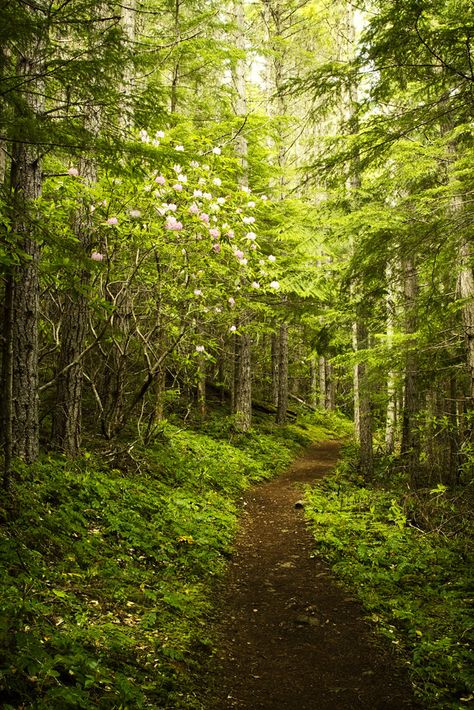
[205,440,420,710]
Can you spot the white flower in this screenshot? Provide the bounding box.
[195,345,205,352]
[202,164,210,171]
[252,281,260,289]
[217,197,226,205]
[129,209,141,218]
[247,201,256,208]
[212,147,221,155]
[268,254,276,262]
[213,177,222,187]
[155,130,165,138]
[229,325,237,332]
[261,194,268,201]
[243,216,255,224]
[177,173,187,183]
[194,289,203,296]
[246,231,257,241]
[189,160,200,168]
[175,145,184,151]
[270,280,280,289]
[67,167,79,177]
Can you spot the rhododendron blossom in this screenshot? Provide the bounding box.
[213,177,222,187]
[270,281,280,289]
[177,173,187,183]
[228,297,235,306]
[217,197,226,205]
[209,228,220,239]
[199,213,210,223]
[107,217,118,225]
[155,175,166,185]
[194,189,203,198]
[129,210,141,218]
[165,216,183,231]
[212,243,221,253]
[268,254,276,262]
[247,201,256,208]
[252,281,260,289]
[91,251,104,261]
[203,192,213,201]
[155,130,165,138]
[67,167,79,177]
[243,216,255,224]
[189,203,200,215]
[175,145,184,151]
[194,289,202,296]
[173,184,183,191]
[246,231,256,241]
[190,160,199,168]
[229,325,237,332]
[226,229,235,238]
[235,249,244,260]
[212,147,221,155]
[195,345,205,352]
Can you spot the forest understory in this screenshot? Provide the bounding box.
[1,0,474,708]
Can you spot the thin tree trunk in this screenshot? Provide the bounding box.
[400,258,421,485]
[318,355,327,409]
[276,323,289,424]
[271,331,280,406]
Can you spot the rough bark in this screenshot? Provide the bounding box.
[234,331,252,432]
[271,331,280,407]
[276,323,289,424]
[3,39,45,466]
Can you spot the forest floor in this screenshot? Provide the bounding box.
[204,440,422,710]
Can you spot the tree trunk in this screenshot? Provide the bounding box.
[353,313,373,476]
[318,355,327,409]
[2,40,45,467]
[234,331,252,431]
[276,323,289,424]
[271,331,280,407]
[400,258,421,485]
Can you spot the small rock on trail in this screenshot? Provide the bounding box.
[205,441,421,710]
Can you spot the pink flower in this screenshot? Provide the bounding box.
[243,216,255,224]
[155,175,166,185]
[247,201,256,208]
[212,243,221,253]
[246,231,256,241]
[251,243,257,250]
[200,213,210,223]
[194,289,203,296]
[240,258,248,265]
[107,217,118,225]
[67,167,79,177]
[226,229,235,239]
[189,203,200,215]
[173,183,183,191]
[165,216,183,231]
[193,189,203,198]
[209,228,220,239]
[270,280,280,289]
[229,325,237,332]
[129,209,141,218]
[91,251,104,261]
[235,249,244,260]
[155,130,165,139]
[203,192,213,200]
[252,281,260,289]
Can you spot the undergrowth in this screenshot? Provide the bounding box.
[304,445,474,710]
[0,412,329,709]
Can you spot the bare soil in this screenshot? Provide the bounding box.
[205,440,421,710]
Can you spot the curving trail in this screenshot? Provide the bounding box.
[207,441,420,710]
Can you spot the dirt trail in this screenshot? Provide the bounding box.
[207,441,420,710]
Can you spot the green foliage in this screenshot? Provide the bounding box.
[305,449,474,709]
[0,414,319,708]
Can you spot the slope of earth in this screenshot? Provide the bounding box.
[205,441,421,710]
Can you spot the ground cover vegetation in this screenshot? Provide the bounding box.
[1,411,333,709]
[1,0,473,707]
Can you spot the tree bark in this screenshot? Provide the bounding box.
[276,322,289,424]
[234,331,252,431]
